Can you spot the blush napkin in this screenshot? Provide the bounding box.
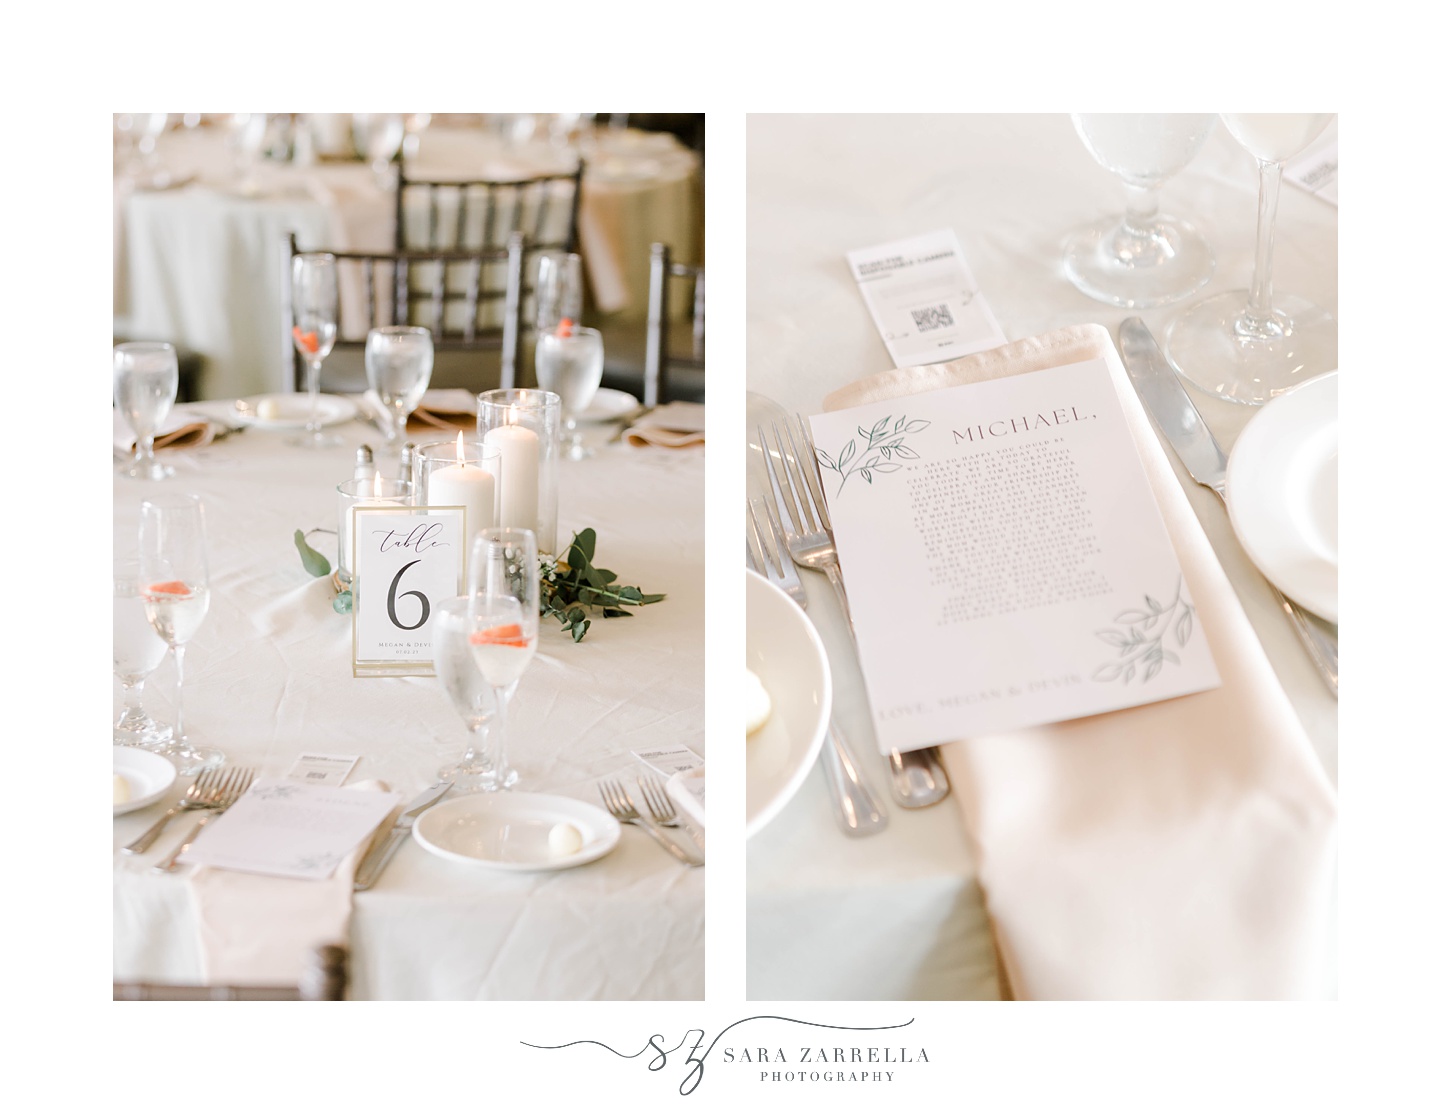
[822,324,1337,1000]
[624,400,706,447]
[185,780,402,988]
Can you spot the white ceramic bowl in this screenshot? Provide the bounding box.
[746,568,832,838]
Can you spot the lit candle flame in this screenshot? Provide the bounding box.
[456,430,466,465]
[508,404,518,426]
[372,470,383,498]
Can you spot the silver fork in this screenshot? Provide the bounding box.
[123,766,231,854]
[635,776,705,859]
[759,414,951,810]
[598,778,702,866]
[748,498,888,837]
[154,767,258,873]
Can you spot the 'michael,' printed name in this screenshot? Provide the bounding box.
[952,406,1095,444]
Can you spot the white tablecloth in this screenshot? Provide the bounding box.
[745,113,1338,1000]
[113,415,704,1000]
[116,124,701,400]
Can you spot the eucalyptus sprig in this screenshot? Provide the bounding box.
[293,528,352,613]
[539,527,665,642]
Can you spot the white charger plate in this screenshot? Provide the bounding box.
[1225,371,1338,622]
[113,747,177,816]
[579,387,639,423]
[413,792,620,871]
[233,393,357,430]
[746,568,832,839]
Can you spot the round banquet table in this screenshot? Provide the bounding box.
[116,123,702,401]
[112,412,704,1000]
[744,113,1338,1000]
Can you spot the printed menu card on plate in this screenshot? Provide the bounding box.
[809,357,1220,752]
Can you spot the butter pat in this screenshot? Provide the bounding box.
[548,822,583,856]
[257,397,281,421]
[746,668,772,735]
[113,774,132,805]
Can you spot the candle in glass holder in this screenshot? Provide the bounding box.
[485,407,540,532]
[425,432,497,537]
[336,472,410,581]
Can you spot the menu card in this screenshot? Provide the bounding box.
[809,357,1220,751]
[177,779,401,880]
[846,229,1006,368]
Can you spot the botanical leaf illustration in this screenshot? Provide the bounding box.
[816,414,932,495]
[1093,579,1196,686]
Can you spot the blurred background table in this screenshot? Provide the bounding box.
[745,113,1337,1000]
[112,416,705,1000]
[114,115,703,402]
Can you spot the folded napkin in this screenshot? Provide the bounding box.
[356,388,478,437]
[823,324,1337,1000]
[186,780,402,988]
[112,407,216,453]
[624,400,705,448]
[666,767,706,851]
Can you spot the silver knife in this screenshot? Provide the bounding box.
[1117,317,1338,695]
[352,780,452,891]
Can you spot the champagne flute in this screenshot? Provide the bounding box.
[290,252,342,448]
[464,527,540,790]
[114,558,172,748]
[433,596,500,792]
[1165,113,1336,404]
[114,342,178,481]
[139,493,222,774]
[1064,113,1217,308]
[534,252,583,335]
[366,325,434,445]
[534,325,604,461]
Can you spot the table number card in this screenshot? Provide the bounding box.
[809,357,1220,751]
[352,506,465,676]
[847,229,1007,368]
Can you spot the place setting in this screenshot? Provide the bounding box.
[744,113,1338,1002]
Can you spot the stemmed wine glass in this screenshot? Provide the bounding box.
[1063,113,1217,308]
[114,342,179,480]
[535,252,583,335]
[433,596,500,792]
[114,558,172,748]
[1165,113,1336,404]
[534,324,604,461]
[290,252,342,448]
[460,527,540,790]
[352,113,406,188]
[366,325,434,444]
[139,493,222,774]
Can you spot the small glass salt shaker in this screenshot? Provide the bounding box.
[398,442,416,485]
[353,444,374,482]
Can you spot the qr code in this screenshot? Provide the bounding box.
[911,304,954,333]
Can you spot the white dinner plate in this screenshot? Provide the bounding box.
[1225,371,1338,623]
[233,393,357,430]
[579,387,639,423]
[746,568,832,839]
[412,792,620,871]
[113,747,177,816]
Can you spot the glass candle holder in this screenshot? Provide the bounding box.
[414,435,502,541]
[336,475,414,584]
[477,388,560,557]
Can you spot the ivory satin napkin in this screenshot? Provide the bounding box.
[822,324,1337,1000]
[624,400,705,447]
[185,781,402,988]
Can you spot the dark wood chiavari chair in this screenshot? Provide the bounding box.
[643,242,705,407]
[281,231,527,393]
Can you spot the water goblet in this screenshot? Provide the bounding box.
[114,558,173,748]
[433,596,501,792]
[1063,113,1217,308]
[1165,113,1337,404]
[114,342,178,481]
[290,252,342,449]
[534,324,604,461]
[463,527,541,790]
[366,326,434,445]
[139,493,222,774]
[352,113,406,187]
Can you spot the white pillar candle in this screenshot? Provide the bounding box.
[428,436,497,537]
[342,472,405,573]
[484,417,540,532]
